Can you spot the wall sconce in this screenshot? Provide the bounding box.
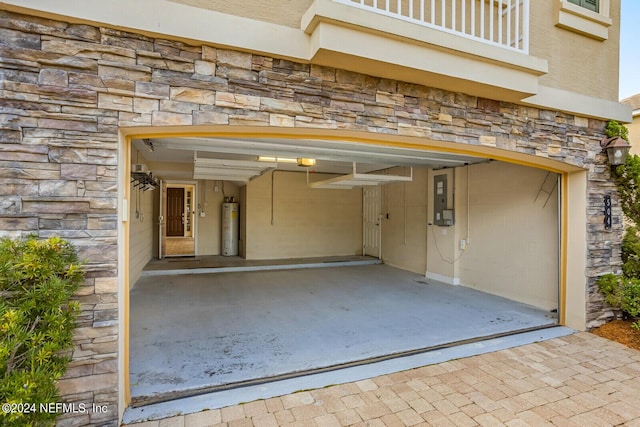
[600,135,631,166]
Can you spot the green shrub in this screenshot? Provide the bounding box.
[621,278,640,318]
[597,273,623,308]
[0,236,83,427]
[614,154,640,228]
[597,273,640,321]
[621,226,640,279]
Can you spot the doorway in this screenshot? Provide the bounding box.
[160,182,196,257]
[363,186,382,258]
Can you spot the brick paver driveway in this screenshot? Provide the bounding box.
[128,332,640,426]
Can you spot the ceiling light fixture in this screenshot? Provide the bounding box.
[297,158,316,167]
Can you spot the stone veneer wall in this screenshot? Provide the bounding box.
[0,9,622,426]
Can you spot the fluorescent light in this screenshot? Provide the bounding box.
[258,156,298,163]
[258,156,316,167]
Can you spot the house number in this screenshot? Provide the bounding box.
[604,195,612,230]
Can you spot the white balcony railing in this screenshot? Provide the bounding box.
[333,0,529,54]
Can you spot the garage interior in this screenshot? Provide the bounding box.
[127,136,561,406]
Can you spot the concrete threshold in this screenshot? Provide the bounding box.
[140,258,382,277]
[122,326,574,424]
[130,324,557,407]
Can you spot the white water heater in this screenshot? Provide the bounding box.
[222,202,239,256]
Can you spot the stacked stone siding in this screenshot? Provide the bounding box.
[0,9,622,426]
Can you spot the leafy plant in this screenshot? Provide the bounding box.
[0,236,83,427]
[622,279,640,331]
[597,273,623,308]
[621,279,640,318]
[614,154,640,227]
[606,119,629,140]
[597,274,640,329]
[621,226,640,278]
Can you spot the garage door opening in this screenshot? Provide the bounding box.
[126,135,560,407]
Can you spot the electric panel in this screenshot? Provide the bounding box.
[434,174,454,226]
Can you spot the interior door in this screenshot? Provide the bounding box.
[363,186,382,258]
[167,187,185,237]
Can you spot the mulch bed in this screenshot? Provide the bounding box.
[592,319,640,351]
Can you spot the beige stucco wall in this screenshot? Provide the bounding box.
[530,0,619,101]
[195,180,239,256]
[460,162,559,310]
[128,182,155,288]
[381,167,428,274]
[169,0,313,28]
[245,171,362,259]
[425,162,559,310]
[129,150,157,287]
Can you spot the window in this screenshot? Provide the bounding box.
[185,189,192,233]
[568,0,599,13]
[556,0,611,41]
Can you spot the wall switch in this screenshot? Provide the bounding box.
[214,185,219,192]
[460,239,467,250]
[200,211,206,217]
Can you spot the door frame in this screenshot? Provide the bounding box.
[160,180,198,258]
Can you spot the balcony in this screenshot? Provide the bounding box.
[334,0,529,53]
[302,0,546,101]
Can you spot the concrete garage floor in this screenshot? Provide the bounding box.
[129,264,557,406]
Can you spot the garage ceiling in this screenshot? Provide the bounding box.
[131,136,488,182]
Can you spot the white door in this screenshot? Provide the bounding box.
[363,186,382,258]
